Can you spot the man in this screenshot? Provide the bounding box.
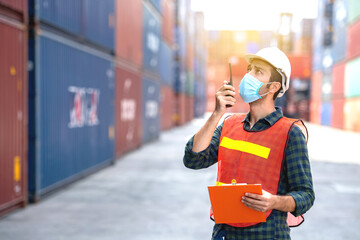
[183,47,315,239]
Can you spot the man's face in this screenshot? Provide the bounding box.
[246,59,272,84]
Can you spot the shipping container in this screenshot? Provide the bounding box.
[176,0,190,28]
[321,101,332,126]
[347,0,360,24]
[142,77,160,143]
[185,95,194,123]
[115,0,142,66]
[312,0,325,71]
[160,40,174,86]
[175,93,187,126]
[28,30,115,201]
[174,61,186,93]
[0,0,27,21]
[162,0,174,44]
[115,64,142,157]
[206,82,216,113]
[310,100,322,125]
[0,18,27,216]
[347,18,360,61]
[331,98,345,129]
[160,85,175,130]
[311,71,323,102]
[194,81,206,117]
[30,0,115,51]
[332,0,348,64]
[345,57,360,98]
[332,62,345,99]
[149,0,161,13]
[186,71,194,96]
[175,26,187,62]
[288,55,311,79]
[143,3,161,76]
[344,97,360,132]
[321,71,332,101]
[187,40,194,71]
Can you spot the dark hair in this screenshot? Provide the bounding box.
[269,68,283,100]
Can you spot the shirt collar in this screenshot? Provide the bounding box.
[241,107,284,126]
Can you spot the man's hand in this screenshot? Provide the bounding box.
[241,189,277,212]
[214,81,236,115]
[242,189,296,213]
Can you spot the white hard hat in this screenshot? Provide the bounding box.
[244,47,291,98]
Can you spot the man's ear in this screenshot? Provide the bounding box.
[270,82,281,93]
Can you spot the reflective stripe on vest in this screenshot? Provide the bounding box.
[210,113,307,228]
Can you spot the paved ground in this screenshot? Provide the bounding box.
[1,114,360,240]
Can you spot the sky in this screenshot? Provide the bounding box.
[191,0,319,31]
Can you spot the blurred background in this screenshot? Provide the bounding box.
[0,0,360,239]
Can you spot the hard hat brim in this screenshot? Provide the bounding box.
[244,54,277,70]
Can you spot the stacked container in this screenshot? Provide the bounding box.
[160,0,176,130]
[311,0,360,132]
[28,0,116,201]
[115,0,143,156]
[142,0,161,142]
[0,0,28,217]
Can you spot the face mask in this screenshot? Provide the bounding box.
[238,73,271,103]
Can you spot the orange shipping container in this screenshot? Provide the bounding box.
[332,62,345,99]
[344,97,360,132]
[161,86,175,130]
[311,71,322,102]
[175,93,187,126]
[347,19,360,61]
[288,55,311,79]
[331,98,345,129]
[161,0,174,45]
[310,100,322,125]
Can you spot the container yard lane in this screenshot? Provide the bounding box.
[0,114,360,240]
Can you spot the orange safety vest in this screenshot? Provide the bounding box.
[210,113,308,228]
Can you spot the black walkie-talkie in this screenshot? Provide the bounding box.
[226,63,233,108]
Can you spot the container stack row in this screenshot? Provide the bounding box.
[0,0,207,217]
[310,0,360,132]
[0,0,28,217]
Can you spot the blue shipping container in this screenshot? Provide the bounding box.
[175,26,187,61]
[32,0,115,50]
[174,61,186,93]
[321,102,332,126]
[28,30,115,201]
[160,40,174,86]
[143,4,161,75]
[194,81,206,117]
[149,0,162,13]
[142,78,160,143]
[332,0,348,63]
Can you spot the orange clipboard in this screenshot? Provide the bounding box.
[208,184,266,224]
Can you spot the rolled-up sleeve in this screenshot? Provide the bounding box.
[286,125,315,217]
[183,124,223,170]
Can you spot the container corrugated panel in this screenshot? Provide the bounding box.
[142,77,160,143]
[83,0,115,50]
[348,0,360,24]
[34,0,115,50]
[311,71,323,102]
[160,40,174,86]
[0,0,27,20]
[347,18,360,61]
[185,95,194,122]
[321,102,332,126]
[28,30,115,201]
[149,0,161,13]
[175,26,187,61]
[143,3,161,76]
[186,71,194,96]
[288,55,311,78]
[115,0,142,66]
[345,57,360,98]
[115,65,142,157]
[310,100,322,125]
[174,61,186,93]
[344,97,360,132]
[332,62,345,99]
[186,40,194,71]
[0,18,27,216]
[331,98,345,129]
[160,85,175,130]
[206,82,216,113]
[312,0,325,71]
[321,71,332,101]
[162,0,174,44]
[332,0,348,63]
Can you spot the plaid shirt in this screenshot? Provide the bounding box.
[183,108,315,240]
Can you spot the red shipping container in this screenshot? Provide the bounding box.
[115,0,143,66]
[332,62,345,99]
[187,40,194,71]
[310,100,322,125]
[0,0,27,21]
[207,82,216,113]
[288,55,311,79]
[231,57,248,78]
[161,0,174,45]
[0,18,27,216]
[115,64,142,157]
[311,71,322,101]
[347,19,360,61]
[331,98,345,129]
[175,93,187,126]
[344,97,360,132]
[207,64,227,84]
[161,85,175,130]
